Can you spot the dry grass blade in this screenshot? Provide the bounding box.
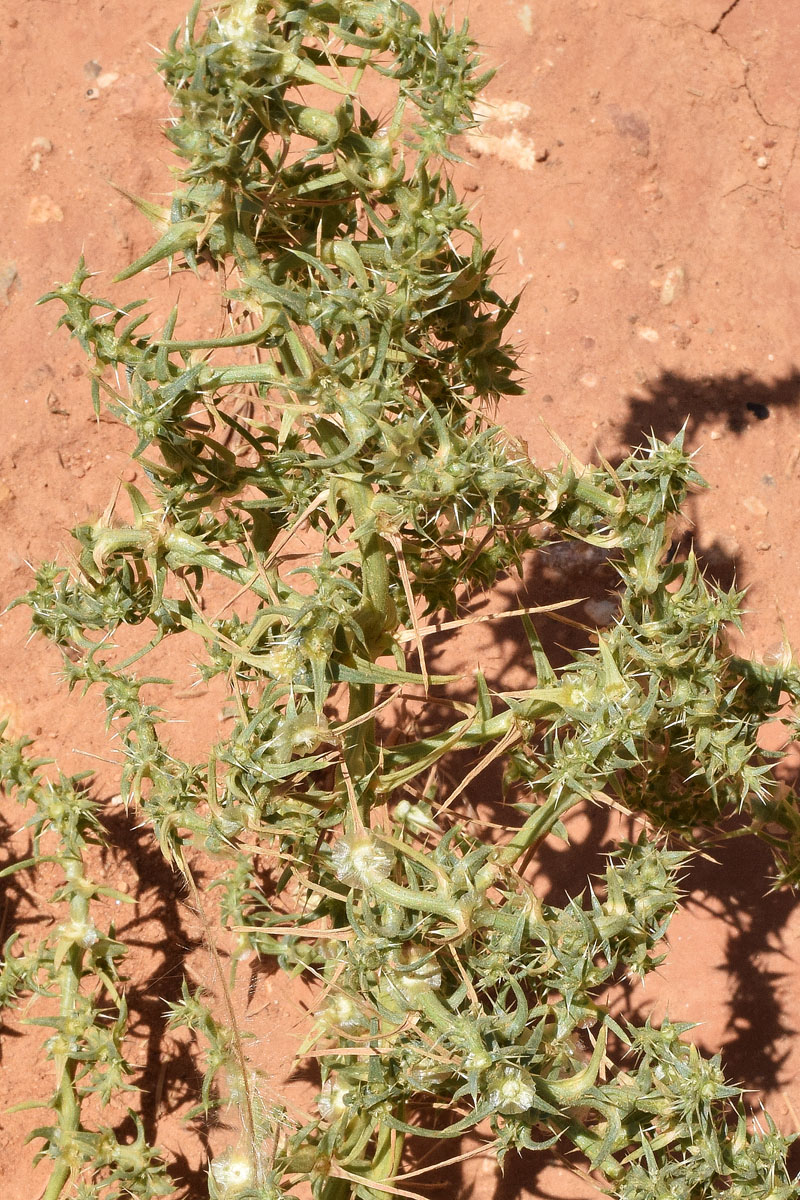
[395,597,584,643]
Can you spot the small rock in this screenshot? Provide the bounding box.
[27,195,63,224]
[579,371,598,389]
[0,479,14,505]
[29,136,53,172]
[85,86,100,101]
[636,325,659,342]
[610,257,626,270]
[121,466,138,482]
[756,155,769,169]
[0,262,19,305]
[761,473,775,487]
[84,60,102,78]
[660,265,686,306]
[746,401,770,420]
[564,286,579,304]
[709,429,722,440]
[97,71,119,90]
[535,146,549,162]
[756,541,771,551]
[516,4,534,35]
[742,496,768,517]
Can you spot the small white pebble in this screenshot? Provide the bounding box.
[742,496,768,517]
[660,265,686,306]
[30,135,53,171]
[636,326,659,342]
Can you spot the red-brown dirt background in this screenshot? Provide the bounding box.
[1,2,800,1197]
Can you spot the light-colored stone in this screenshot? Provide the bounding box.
[660,265,686,305]
[0,263,18,304]
[742,495,769,517]
[636,325,659,342]
[465,98,540,170]
[27,195,63,224]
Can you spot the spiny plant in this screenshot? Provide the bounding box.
[2,1,800,1197]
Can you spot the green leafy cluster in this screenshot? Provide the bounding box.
[2,2,800,1198]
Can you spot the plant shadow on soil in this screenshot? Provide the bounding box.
[94,808,293,1194]
[98,806,213,1195]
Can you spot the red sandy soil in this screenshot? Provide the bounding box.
[1,2,800,1197]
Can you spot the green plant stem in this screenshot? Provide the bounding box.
[339,478,395,820]
[43,863,88,1200]
[493,789,585,868]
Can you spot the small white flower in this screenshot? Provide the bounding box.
[488,1065,537,1115]
[216,0,264,45]
[331,832,392,889]
[210,1150,253,1196]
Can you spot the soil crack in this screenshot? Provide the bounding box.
[711,0,743,35]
